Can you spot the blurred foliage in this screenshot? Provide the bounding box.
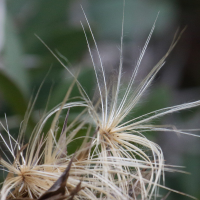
[0,0,200,199]
[89,0,177,39]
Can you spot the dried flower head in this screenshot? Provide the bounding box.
[74,8,200,200]
[1,4,200,200]
[0,86,123,199]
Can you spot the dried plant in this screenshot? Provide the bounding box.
[1,4,200,200]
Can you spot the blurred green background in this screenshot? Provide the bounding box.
[0,0,200,199]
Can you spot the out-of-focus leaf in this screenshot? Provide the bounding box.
[182,155,200,199]
[4,13,29,94]
[121,85,170,140]
[29,28,91,65]
[48,68,95,110]
[18,0,71,39]
[123,85,170,121]
[89,0,176,39]
[0,0,5,52]
[0,70,27,118]
[136,85,170,116]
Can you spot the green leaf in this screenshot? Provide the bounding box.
[4,12,29,94]
[48,68,95,109]
[0,70,28,118]
[89,0,176,39]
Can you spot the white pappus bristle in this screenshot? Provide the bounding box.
[0,4,200,200]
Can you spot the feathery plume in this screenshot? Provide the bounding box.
[76,5,200,200]
[1,3,200,200]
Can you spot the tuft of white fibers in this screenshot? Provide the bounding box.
[1,5,200,200]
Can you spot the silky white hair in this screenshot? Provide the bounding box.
[0,4,200,200]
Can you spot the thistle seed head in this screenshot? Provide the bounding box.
[1,5,200,200]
